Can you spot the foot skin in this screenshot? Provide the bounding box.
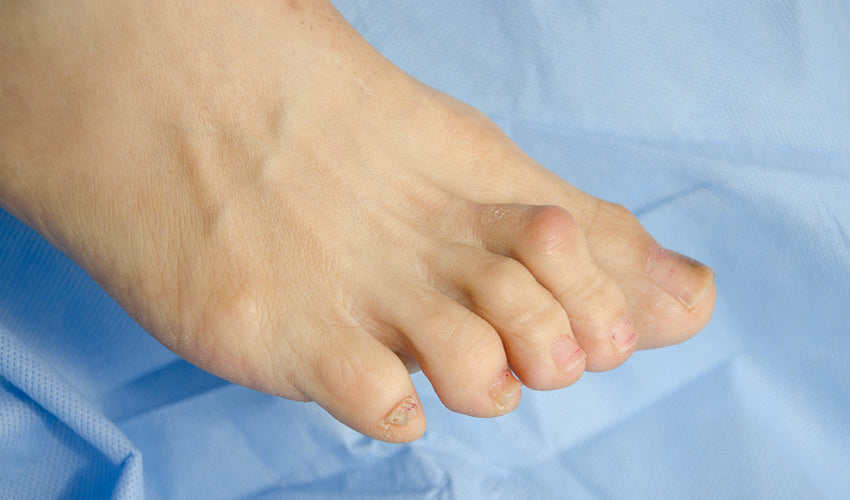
[0,0,715,442]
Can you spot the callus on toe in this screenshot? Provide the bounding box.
[645,246,715,310]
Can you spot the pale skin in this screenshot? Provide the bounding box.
[0,0,716,442]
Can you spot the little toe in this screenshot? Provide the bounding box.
[437,246,586,391]
[374,285,523,418]
[295,322,426,443]
[469,203,637,372]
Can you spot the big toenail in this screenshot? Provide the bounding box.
[645,246,715,309]
[489,368,522,411]
[382,396,419,427]
[610,314,637,353]
[552,335,586,372]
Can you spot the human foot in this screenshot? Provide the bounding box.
[0,0,714,442]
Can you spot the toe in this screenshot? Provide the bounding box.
[374,285,523,418]
[437,247,586,391]
[295,318,426,443]
[584,200,717,349]
[469,203,637,372]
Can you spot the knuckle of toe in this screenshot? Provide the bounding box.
[480,258,526,301]
[593,201,641,235]
[195,282,264,352]
[596,281,628,316]
[524,299,568,332]
[439,312,494,360]
[601,201,635,222]
[504,287,561,333]
[559,271,622,313]
[221,293,263,333]
[443,106,510,163]
[527,206,581,255]
[315,343,388,401]
[185,284,314,398]
[321,348,361,392]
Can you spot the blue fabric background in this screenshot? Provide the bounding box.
[2,1,849,498]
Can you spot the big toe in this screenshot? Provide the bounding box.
[585,200,717,349]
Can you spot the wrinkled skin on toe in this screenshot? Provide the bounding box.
[0,0,715,442]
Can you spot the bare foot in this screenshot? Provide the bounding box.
[0,0,715,442]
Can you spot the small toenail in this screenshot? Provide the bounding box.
[552,335,586,372]
[489,368,522,411]
[382,396,419,427]
[645,246,715,310]
[610,314,637,353]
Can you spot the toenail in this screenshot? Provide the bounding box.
[382,396,419,427]
[489,368,522,411]
[645,246,715,309]
[552,335,586,372]
[609,314,637,353]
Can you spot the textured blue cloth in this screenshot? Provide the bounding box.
[2,1,849,498]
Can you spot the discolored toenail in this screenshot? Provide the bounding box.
[489,368,522,411]
[645,246,715,309]
[609,314,637,353]
[552,335,586,372]
[382,396,420,427]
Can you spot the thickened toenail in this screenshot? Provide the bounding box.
[609,314,637,353]
[382,396,419,426]
[489,368,522,411]
[645,246,715,309]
